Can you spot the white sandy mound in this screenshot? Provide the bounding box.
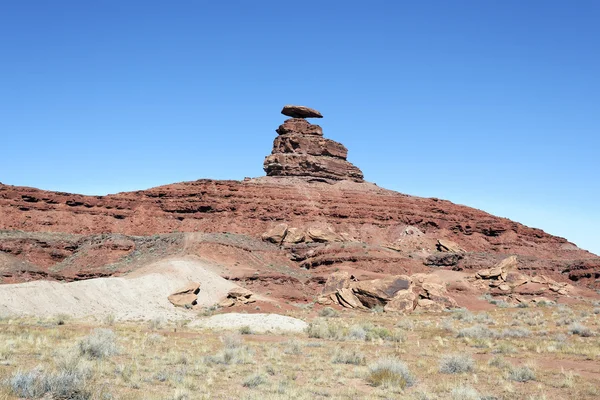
[0,258,236,321]
[191,313,308,333]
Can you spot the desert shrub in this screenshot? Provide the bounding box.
[450,384,480,400]
[501,327,531,338]
[306,319,344,340]
[332,348,366,365]
[452,310,475,322]
[439,354,475,374]
[508,366,536,382]
[492,342,517,354]
[456,325,496,339]
[78,328,118,359]
[206,334,253,365]
[396,319,415,330]
[593,308,600,315]
[223,334,243,348]
[206,347,253,365]
[347,325,367,340]
[283,339,302,355]
[9,368,91,400]
[366,358,415,388]
[147,317,165,330]
[239,325,253,335]
[319,307,339,318]
[242,372,267,388]
[474,312,496,325]
[488,356,510,369]
[568,323,594,337]
[103,313,116,326]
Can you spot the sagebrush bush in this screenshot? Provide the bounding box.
[78,328,118,359]
[450,384,480,400]
[318,307,339,318]
[508,366,536,382]
[439,354,475,374]
[347,325,367,340]
[332,348,366,365]
[500,327,531,338]
[242,372,267,388]
[366,358,415,388]
[456,325,496,339]
[568,323,594,337]
[9,368,91,400]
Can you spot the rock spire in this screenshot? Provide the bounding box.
[263,106,364,182]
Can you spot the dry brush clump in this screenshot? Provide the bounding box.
[366,358,415,389]
[439,353,475,374]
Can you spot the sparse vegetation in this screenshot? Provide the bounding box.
[366,358,414,388]
[1,300,599,399]
[78,328,118,359]
[439,353,475,374]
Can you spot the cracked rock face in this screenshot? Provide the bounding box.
[264,107,364,182]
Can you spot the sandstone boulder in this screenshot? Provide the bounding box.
[351,275,412,308]
[307,226,342,243]
[384,290,417,313]
[336,287,367,309]
[515,283,547,296]
[321,271,352,296]
[282,227,305,244]
[219,286,255,307]
[281,105,323,118]
[168,282,200,308]
[261,223,288,244]
[436,239,464,253]
[416,298,445,312]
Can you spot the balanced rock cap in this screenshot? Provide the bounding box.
[281,105,323,119]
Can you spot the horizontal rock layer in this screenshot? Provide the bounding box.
[263,153,364,182]
[272,135,348,159]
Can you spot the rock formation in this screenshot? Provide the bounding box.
[263,106,364,182]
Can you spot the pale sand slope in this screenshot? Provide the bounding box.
[0,258,237,321]
[191,313,308,333]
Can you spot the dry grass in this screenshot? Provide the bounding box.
[0,300,599,399]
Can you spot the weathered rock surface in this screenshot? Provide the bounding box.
[168,282,200,307]
[264,153,364,182]
[276,118,323,136]
[281,105,323,119]
[219,286,255,307]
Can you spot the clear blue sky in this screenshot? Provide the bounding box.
[1,1,598,255]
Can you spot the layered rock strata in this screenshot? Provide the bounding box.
[263,107,364,182]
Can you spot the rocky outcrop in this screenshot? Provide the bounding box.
[471,255,574,303]
[318,272,458,313]
[218,287,255,307]
[168,282,200,308]
[264,106,364,182]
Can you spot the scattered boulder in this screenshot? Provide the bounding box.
[282,227,305,244]
[307,226,342,243]
[168,282,200,308]
[281,105,323,119]
[436,239,464,253]
[351,275,412,308]
[219,287,255,307]
[384,290,417,313]
[261,223,288,244]
[321,271,353,296]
